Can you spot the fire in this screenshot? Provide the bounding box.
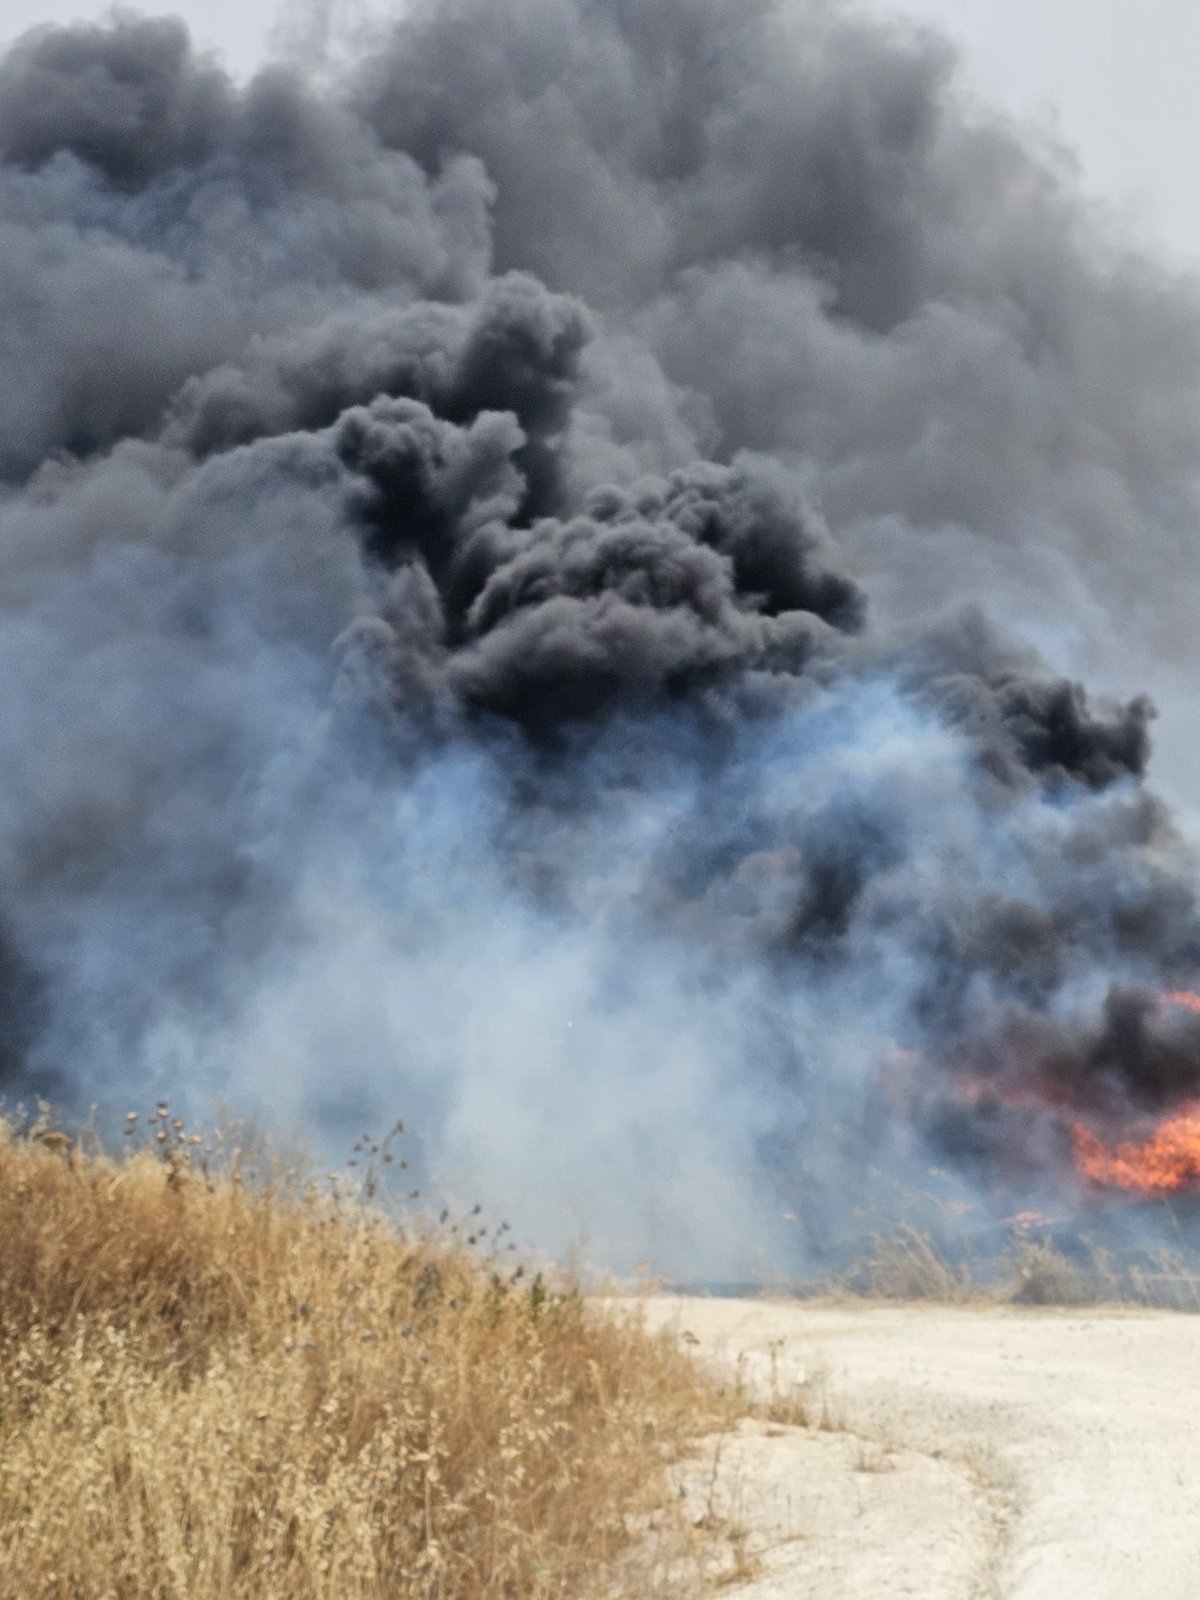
[1067,988,1200,1194]
[883,989,1200,1197]
[1072,1107,1200,1194]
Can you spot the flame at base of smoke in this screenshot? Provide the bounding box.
[1072,1110,1200,1195]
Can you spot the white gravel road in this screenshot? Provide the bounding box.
[640,1297,1200,1599]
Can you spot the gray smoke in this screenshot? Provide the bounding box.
[3,1,1200,1270]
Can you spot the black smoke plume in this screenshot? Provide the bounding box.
[3,1,1200,1268]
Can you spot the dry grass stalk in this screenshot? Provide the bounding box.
[841,1225,1200,1310]
[0,1115,720,1600]
[847,1224,975,1303]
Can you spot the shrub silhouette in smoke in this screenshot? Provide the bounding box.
[2,1,1200,1267]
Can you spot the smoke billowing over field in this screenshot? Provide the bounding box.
[5,0,1200,1270]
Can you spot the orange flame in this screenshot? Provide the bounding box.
[886,991,1200,1197]
[1072,1107,1200,1194]
[1068,988,1200,1195]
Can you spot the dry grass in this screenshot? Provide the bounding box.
[842,1226,1200,1311]
[0,1112,723,1600]
[1001,1238,1200,1311]
[843,1224,975,1304]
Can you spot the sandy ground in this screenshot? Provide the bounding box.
[639,1296,1200,1599]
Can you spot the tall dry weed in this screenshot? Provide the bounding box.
[844,1224,974,1303]
[841,1222,1200,1310]
[0,1114,717,1599]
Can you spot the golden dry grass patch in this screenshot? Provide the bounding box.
[0,1114,724,1600]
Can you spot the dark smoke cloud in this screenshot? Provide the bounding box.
[355,0,1200,654]
[2,2,1200,1267]
[0,14,233,185]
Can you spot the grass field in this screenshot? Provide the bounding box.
[0,1111,721,1600]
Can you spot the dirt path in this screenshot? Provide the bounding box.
[640,1297,1200,1598]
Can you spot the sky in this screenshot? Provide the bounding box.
[0,0,1196,269]
[877,0,1200,271]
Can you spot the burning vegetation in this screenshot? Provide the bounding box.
[1064,993,1200,1196]
[1071,1112,1200,1196]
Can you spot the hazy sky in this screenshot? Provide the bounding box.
[0,0,1196,269]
